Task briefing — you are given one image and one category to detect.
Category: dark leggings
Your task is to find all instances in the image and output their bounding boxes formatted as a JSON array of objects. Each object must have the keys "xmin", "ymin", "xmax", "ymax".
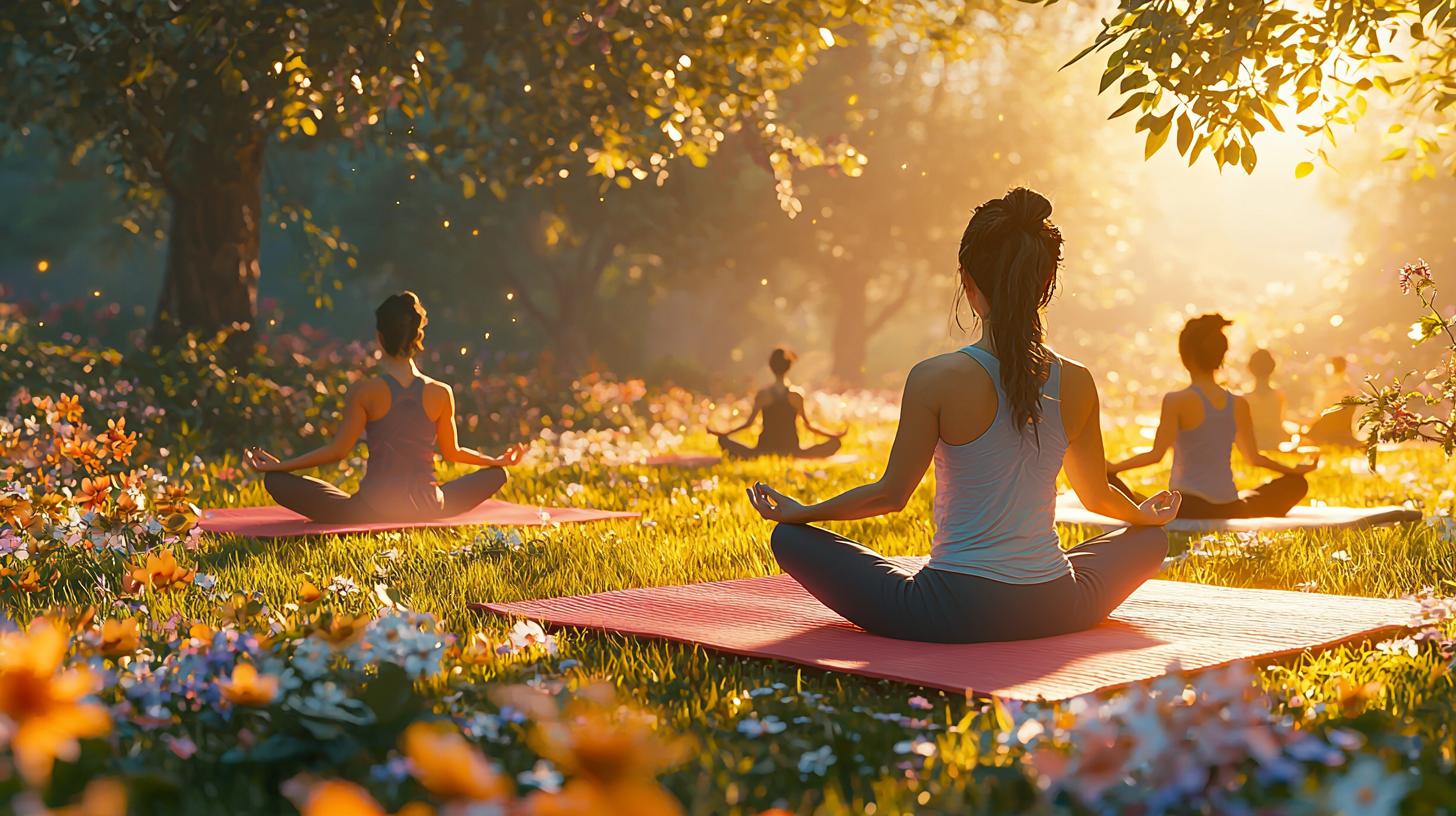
[
  {"xmin": 262, "ymin": 468, "xmax": 507, "ymax": 524},
  {"xmin": 719, "ymin": 436, "xmax": 842, "ymax": 460},
  {"xmin": 1108, "ymin": 473, "xmax": 1308, "ymax": 519},
  {"xmin": 770, "ymin": 524, "xmax": 1168, "ymax": 643}
]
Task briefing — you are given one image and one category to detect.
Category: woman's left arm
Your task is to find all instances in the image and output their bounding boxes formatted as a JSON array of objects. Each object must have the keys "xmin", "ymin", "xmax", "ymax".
[
  {"xmin": 748, "ymin": 362, "xmax": 939, "ymax": 523},
  {"xmin": 1234, "ymin": 397, "xmax": 1318, "ymax": 475},
  {"xmin": 248, "ymin": 383, "xmax": 369, "ymax": 472},
  {"xmin": 793, "ymin": 392, "xmax": 846, "ymax": 439},
  {"xmin": 434, "ymin": 384, "xmax": 527, "ymax": 468}
]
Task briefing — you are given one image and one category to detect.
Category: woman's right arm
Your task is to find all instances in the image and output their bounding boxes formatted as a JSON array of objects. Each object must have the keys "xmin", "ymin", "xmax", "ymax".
[
  {"xmin": 1062, "ymin": 365, "xmax": 1179, "ymax": 525},
  {"xmin": 712, "ymin": 392, "xmax": 764, "ymax": 436},
  {"xmin": 1106, "ymin": 393, "xmax": 1177, "ymax": 474},
  {"xmin": 247, "ymin": 383, "xmax": 370, "ymax": 472}
]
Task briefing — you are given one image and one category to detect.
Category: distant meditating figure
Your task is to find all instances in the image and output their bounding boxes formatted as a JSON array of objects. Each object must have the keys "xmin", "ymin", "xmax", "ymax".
[
  {"xmin": 744, "ymin": 188, "xmax": 1177, "ymax": 645},
  {"xmin": 711, "ymin": 347, "xmax": 847, "ymax": 459},
  {"xmin": 1245, "ymin": 348, "xmax": 1288, "ymax": 451},
  {"xmin": 1304, "ymin": 354, "xmax": 1362, "ymax": 447},
  {"xmin": 1107, "ymin": 314, "xmax": 1319, "ymax": 520},
  {"xmin": 243, "ymin": 291, "xmax": 526, "ymax": 522}
]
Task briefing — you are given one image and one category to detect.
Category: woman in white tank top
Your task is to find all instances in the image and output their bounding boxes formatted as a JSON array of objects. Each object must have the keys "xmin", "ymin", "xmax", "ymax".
[{"xmin": 743, "ymin": 188, "xmax": 1179, "ymax": 644}]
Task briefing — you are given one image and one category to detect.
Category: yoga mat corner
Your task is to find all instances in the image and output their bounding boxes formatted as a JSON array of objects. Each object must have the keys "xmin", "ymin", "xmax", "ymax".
[
  {"xmin": 199, "ymin": 500, "xmax": 639, "ymax": 539},
  {"xmin": 473, "ymin": 556, "xmax": 1416, "ymax": 701}
]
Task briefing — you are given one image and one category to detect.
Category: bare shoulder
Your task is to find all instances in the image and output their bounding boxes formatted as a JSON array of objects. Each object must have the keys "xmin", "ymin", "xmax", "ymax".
[
  {"xmin": 1055, "ymin": 355, "xmax": 1095, "ymax": 391},
  {"xmin": 907, "ymin": 351, "xmax": 989, "ymax": 398}
]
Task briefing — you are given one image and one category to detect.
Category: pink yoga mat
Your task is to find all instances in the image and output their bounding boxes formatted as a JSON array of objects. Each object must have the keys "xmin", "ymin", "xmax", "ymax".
[
  {"xmin": 200, "ymin": 501, "xmax": 639, "ymax": 539},
  {"xmin": 638, "ymin": 453, "xmax": 863, "ymax": 468},
  {"xmin": 1055, "ymin": 494, "xmax": 1421, "ymax": 533},
  {"xmin": 476, "ymin": 556, "xmax": 1414, "ymax": 701}
]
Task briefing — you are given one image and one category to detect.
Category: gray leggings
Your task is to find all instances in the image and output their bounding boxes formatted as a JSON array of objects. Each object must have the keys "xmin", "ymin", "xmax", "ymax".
[
  {"xmin": 771, "ymin": 524, "xmax": 1168, "ymax": 643},
  {"xmin": 263, "ymin": 468, "xmax": 507, "ymax": 524}
]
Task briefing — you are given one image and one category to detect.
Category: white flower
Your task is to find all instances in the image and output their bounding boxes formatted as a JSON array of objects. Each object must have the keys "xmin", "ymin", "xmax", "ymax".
[
  {"xmin": 1330, "ymin": 550, "xmax": 1352, "ymax": 562},
  {"xmin": 1375, "ymin": 637, "xmax": 1420, "ymax": 658},
  {"xmin": 327, "ymin": 575, "xmax": 360, "ymax": 596},
  {"xmin": 894, "ymin": 736, "xmax": 937, "ymax": 758},
  {"xmin": 517, "ymin": 760, "xmax": 564, "ymax": 792},
  {"xmin": 797, "ymin": 745, "xmax": 836, "ymax": 776},
  {"xmin": 737, "ymin": 715, "xmax": 787, "ymax": 738},
  {"xmin": 1320, "ymin": 756, "xmax": 1410, "ymax": 816},
  {"xmin": 507, "ymin": 620, "xmax": 558, "ymax": 656}
]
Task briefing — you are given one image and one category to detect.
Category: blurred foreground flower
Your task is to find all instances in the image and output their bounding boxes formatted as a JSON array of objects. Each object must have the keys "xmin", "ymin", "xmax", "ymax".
[
  {"xmin": 0, "ymin": 618, "xmax": 109, "ymax": 785},
  {"xmin": 219, "ymin": 663, "xmax": 280, "ymax": 707}
]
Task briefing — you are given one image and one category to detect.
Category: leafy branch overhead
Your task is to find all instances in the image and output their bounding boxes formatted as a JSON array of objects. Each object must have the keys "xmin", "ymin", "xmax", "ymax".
[{"xmin": 1039, "ymin": 0, "xmax": 1456, "ymax": 177}]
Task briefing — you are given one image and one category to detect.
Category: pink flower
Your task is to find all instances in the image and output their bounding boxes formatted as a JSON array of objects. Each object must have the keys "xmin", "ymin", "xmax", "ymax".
[
  {"xmin": 908, "ymin": 695, "xmax": 933, "ymax": 711},
  {"xmin": 1399, "ymin": 259, "xmax": 1433, "ymax": 294}
]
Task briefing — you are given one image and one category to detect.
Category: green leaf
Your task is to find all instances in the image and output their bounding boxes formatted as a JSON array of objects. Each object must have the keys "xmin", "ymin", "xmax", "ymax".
[
  {"xmin": 1145, "ymin": 124, "xmax": 1170, "ymax": 159},
  {"xmin": 1108, "ymin": 93, "xmax": 1146, "ymax": 119}
]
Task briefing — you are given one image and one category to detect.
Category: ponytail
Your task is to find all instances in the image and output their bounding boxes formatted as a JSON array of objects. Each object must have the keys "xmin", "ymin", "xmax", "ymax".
[{"xmin": 957, "ymin": 187, "xmax": 1063, "ymax": 436}]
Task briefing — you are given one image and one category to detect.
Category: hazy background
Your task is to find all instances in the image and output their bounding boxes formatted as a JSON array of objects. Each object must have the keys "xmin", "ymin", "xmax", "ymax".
[{"xmin": 3, "ymin": 9, "xmax": 1451, "ymax": 421}]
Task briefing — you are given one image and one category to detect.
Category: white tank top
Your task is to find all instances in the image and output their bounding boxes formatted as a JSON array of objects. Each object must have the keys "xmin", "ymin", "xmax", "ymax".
[{"xmin": 928, "ymin": 345, "xmax": 1071, "ymax": 584}]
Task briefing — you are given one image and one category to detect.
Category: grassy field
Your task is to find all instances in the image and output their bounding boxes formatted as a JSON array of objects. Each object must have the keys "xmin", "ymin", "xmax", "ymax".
[
  {"xmin": 7, "ymin": 352, "xmax": 1456, "ymax": 814},
  {"xmin": 169, "ymin": 427, "xmax": 1456, "ymax": 814}
]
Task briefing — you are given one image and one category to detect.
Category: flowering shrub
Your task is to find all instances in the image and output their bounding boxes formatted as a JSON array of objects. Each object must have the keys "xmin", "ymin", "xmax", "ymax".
[
  {"xmin": 1347, "ymin": 260, "xmax": 1456, "ymax": 463},
  {"xmin": 0, "ymin": 394, "xmax": 202, "ymax": 601}
]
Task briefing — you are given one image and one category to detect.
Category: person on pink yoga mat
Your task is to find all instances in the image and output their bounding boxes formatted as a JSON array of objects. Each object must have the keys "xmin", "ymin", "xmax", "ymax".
[
  {"xmin": 745, "ymin": 187, "xmax": 1180, "ymax": 644},
  {"xmin": 710, "ymin": 347, "xmax": 849, "ymax": 460},
  {"xmin": 242, "ymin": 291, "xmax": 527, "ymax": 523},
  {"xmin": 1106, "ymin": 314, "xmax": 1320, "ymax": 520}
]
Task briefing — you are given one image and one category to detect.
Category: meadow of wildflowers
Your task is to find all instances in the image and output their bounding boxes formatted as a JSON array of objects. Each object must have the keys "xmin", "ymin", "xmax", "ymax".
[{"xmin": 2, "ymin": 302, "xmax": 1456, "ymax": 814}]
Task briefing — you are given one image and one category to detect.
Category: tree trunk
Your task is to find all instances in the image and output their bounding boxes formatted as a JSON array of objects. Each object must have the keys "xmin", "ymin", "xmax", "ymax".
[
  {"xmin": 152, "ymin": 138, "xmax": 264, "ymax": 344},
  {"xmin": 830, "ymin": 272, "xmax": 869, "ymax": 386}
]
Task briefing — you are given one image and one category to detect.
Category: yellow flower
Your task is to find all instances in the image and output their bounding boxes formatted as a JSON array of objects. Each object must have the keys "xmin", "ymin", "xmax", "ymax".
[
  {"xmin": 299, "ymin": 580, "xmax": 323, "ymax": 603},
  {"xmin": 0, "ymin": 619, "xmax": 110, "ymax": 785},
  {"xmin": 402, "ymin": 721, "xmax": 512, "ymax": 802},
  {"xmin": 98, "ymin": 618, "xmax": 140, "ymax": 657},
  {"xmin": 125, "ymin": 550, "xmax": 195, "ymax": 593},
  {"xmin": 219, "ymin": 663, "xmax": 280, "ymax": 707}
]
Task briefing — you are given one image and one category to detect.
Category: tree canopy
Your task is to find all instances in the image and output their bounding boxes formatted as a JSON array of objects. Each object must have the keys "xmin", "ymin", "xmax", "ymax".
[{"xmin": 1051, "ymin": 0, "xmax": 1456, "ymax": 177}]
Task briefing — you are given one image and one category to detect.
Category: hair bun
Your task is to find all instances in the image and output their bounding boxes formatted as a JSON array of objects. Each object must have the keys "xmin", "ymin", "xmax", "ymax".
[{"xmin": 1002, "ymin": 187, "xmax": 1053, "ymax": 230}]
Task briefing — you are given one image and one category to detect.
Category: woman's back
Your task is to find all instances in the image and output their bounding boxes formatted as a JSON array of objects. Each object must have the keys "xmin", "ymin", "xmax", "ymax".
[
  {"xmin": 929, "ymin": 345, "xmax": 1069, "ymax": 583},
  {"xmin": 1169, "ymin": 386, "xmax": 1238, "ymax": 503},
  {"xmin": 1245, "ymin": 385, "xmax": 1285, "ymax": 451},
  {"xmin": 757, "ymin": 385, "xmax": 801, "ymax": 454},
  {"xmin": 358, "ymin": 376, "xmax": 443, "ymax": 515}
]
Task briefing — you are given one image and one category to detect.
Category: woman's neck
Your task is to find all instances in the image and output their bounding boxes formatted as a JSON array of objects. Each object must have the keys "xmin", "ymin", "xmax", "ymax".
[
  {"xmin": 380, "ymin": 355, "xmax": 419, "ymax": 380},
  {"xmin": 773, "ymin": 374, "xmax": 789, "ymax": 387},
  {"xmin": 1189, "ymin": 370, "xmax": 1220, "ymax": 389}
]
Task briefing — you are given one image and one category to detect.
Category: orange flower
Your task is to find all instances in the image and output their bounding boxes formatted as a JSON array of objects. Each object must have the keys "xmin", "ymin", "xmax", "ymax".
[
  {"xmin": 300, "ymin": 780, "xmax": 388, "ymax": 816},
  {"xmin": 125, "ymin": 550, "xmax": 195, "ymax": 593},
  {"xmin": 188, "ymin": 623, "xmax": 215, "ymax": 643},
  {"xmin": 316, "ymin": 613, "xmax": 371, "ymax": 647},
  {"xmin": 0, "ymin": 619, "xmax": 111, "ymax": 785},
  {"xmin": 12, "ymin": 568, "xmax": 43, "ymax": 593},
  {"xmin": 76, "ymin": 476, "xmax": 113, "ymax": 514},
  {"xmin": 62, "ymin": 438, "xmax": 106, "ymax": 475},
  {"xmin": 458, "ymin": 632, "xmax": 497, "ymax": 666},
  {"xmin": 521, "ymin": 779, "xmax": 683, "ymax": 816},
  {"xmin": 402, "ymin": 721, "xmax": 512, "ymax": 802},
  {"xmin": 219, "ymin": 662, "xmax": 280, "ymax": 707},
  {"xmin": 101, "ymin": 418, "xmax": 137, "ymax": 462},
  {"xmin": 532, "ymin": 703, "xmax": 687, "ymax": 787},
  {"xmin": 98, "ymin": 618, "xmax": 140, "ymax": 657},
  {"xmin": 299, "ymin": 580, "xmax": 323, "ymax": 603},
  {"xmin": 54, "ymin": 395, "xmax": 85, "ymax": 425},
  {"xmin": 52, "ymin": 777, "xmax": 127, "ymax": 816}
]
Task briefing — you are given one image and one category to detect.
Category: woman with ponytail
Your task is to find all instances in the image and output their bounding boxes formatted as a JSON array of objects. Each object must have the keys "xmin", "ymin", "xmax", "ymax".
[
  {"xmin": 1107, "ymin": 314, "xmax": 1318, "ymax": 519},
  {"xmin": 745, "ymin": 189, "xmax": 1177, "ymax": 644},
  {"xmin": 243, "ymin": 291, "xmax": 527, "ymax": 522}
]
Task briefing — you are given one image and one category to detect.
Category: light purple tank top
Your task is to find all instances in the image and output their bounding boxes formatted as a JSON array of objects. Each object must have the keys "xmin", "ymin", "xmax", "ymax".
[
  {"xmin": 356, "ymin": 377, "xmax": 443, "ymax": 516},
  {"xmin": 928, "ymin": 346, "xmax": 1071, "ymax": 584},
  {"xmin": 1169, "ymin": 387, "xmax": 1239, "ymax": 503}
]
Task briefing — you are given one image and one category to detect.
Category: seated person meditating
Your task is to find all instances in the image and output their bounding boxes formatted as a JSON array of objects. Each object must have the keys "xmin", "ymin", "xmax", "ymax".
[
  {"xmin": 1245, "ymin": 348, "xmax": 1288, "ymax": 452},
  {"xmin": 744, "ymin": 188, "xmax": 1178, "ymax": 644},
  {"xmin": 711, "ymin": 347, "xmax": 847, "ymax": 459},
  {"xmin": 243, "ymin": 291, "xmax": 526, "ymax": 522},
  {"xmin": 1107, "ymin": 314, "xmax": 1318, "ymax": 520}
]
